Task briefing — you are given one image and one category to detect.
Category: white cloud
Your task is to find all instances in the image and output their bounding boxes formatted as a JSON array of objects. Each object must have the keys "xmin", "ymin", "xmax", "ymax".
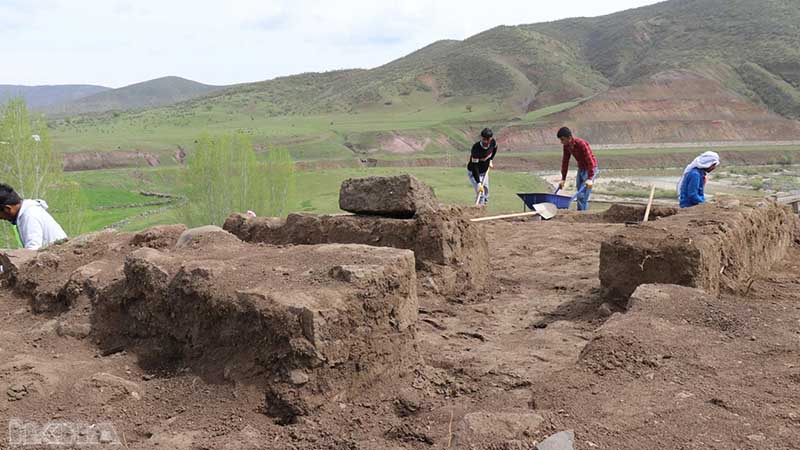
[{"xmin": 0, "ymin": 0, "xmax": 663, "ymax": 87}]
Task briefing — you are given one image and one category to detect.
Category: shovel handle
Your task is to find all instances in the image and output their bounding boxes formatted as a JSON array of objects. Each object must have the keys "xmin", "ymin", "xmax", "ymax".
[
  {"xmin": 474, "ymin": 166, "xmax": 491, "ymax": 205},
  {"xmin": 471, "ymin": 211, "xmax": 541, "ymax": 222},
  {"xmin": 570, "ymin": 184, "xmax": 586, "ymax": 202}
]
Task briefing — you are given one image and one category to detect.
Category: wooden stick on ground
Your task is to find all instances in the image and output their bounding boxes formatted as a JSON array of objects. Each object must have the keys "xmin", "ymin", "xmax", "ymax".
[
  {"xmin": 643, "ymin": 185, "xmax": 656, "ymax": 222},
  {"xmin": 471, "ymin": 211, "xmax": 542, "ymax": 222}
]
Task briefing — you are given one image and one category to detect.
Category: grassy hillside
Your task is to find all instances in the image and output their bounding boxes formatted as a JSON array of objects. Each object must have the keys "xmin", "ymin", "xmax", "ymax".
[
  {"xmin": 46, "ymin": 0, "xmax": 800, "ymax": 160},
  {"xmin": 0, "ymin": 84, "xmax": 110, "ymax": 108},
  {"xmin": 45, "ymin": 76, "xmax": 224, "ymax": 116},
  {"xmin": 151, "ymin": 0, "xmax": 800, "ymax": 119},
  {"xmin": 534, "ymin": 0, "xmax": 800, "ymax": 116}
]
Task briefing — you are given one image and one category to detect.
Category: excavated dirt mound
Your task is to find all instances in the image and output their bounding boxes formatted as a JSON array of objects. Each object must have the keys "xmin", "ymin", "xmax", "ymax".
[
  {"xmin": 559, "ymin": 204, "xmax": 679, "ymax": 224},
  {"xmin": 2, "ymin": 211, "xmax": 799, "ymax": 449},
  {"xmin": 3, "ymin": 226, "xmax": 420, "ymax": 424},
  {"xmin": 7, "ymin": 226, "xmax": 186, "ymax": 314},
  {"xmin": 534, "ymin": 279, "xmax": 800, "ymax": 448},
  {"xmin": 224, "ymin": 205, "xmax": 488, "ymax": 296},
  {"xmin": 600, "ymin": 201, "xmax": 797, "ymax": 299},
  {"xmin": 96, "ymin": 241, "xmax": 418, "ymax": 423}
]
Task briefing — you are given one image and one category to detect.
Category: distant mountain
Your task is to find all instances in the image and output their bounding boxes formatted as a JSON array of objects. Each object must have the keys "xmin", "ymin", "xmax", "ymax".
[
  {"xmin": 0, "ymin": 84, "xmax": 111, "ymax": 109},
  {"xmin": 45, "ymin": 76, "xmax": 225, "ymax": 116},
  {"xmin": 176, "ymin": 0, "xmax": 800, "ymax": 120}
]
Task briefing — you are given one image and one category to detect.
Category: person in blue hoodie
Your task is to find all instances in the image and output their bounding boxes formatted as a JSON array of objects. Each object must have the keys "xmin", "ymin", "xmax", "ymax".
[{"xmin": 677, "ymin": 151, "xmax": 720, "ymax": 208}]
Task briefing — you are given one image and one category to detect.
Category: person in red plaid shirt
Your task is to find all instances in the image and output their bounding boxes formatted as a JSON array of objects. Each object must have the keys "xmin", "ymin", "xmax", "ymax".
[{"xmin": 557, "ymin": 127, "xmax": 598, "ymax": 211}]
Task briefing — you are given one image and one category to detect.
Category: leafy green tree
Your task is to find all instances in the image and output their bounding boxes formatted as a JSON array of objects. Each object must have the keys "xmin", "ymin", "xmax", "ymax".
[
  {"xmin": 180, "ymin": 134, "xmax": 297, "ymax": 226},
  {"xmin": 0, "ymin": 98, "xmax": 87, "ymax": 247},
  {"xmin": 263, "ymin": 147, "xmax": 296, "ymax": 217},
  {"xmin": 0, "ymin": 98, "xmax": 60, "ymax": 200}
]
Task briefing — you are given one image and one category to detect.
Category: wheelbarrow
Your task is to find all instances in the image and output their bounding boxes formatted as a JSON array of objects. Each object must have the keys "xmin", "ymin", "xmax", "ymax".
[{"xmin": 517, "ymin": 185, "xmax": 587, "ymax": 212}]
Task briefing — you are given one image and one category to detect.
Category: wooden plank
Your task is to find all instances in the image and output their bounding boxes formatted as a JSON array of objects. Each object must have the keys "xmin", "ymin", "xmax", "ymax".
[{"xmin": 643, "ymin": 185, "xmax": 656, "ymax": 223}]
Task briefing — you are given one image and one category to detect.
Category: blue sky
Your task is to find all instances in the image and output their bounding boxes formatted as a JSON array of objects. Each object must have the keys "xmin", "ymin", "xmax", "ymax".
[{"xmin": 0, "ymin": 0, "xmax": 663, "ymax": 88}]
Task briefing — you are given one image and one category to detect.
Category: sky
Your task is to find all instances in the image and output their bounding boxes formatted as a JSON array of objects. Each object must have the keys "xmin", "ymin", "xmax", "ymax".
[{"xmin": 0, "ymin": 0, "xmax": 663, "ymax": 88}]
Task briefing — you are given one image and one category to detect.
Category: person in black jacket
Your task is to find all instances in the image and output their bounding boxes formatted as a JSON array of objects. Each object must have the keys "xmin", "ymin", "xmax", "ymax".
[{"xmin": 468, "ymin": 128, "xmax": 497, "ymax": 206}]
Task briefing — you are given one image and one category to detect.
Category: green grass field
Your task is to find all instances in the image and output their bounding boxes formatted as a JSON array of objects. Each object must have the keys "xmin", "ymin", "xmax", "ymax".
[
  {"xmin": 42, "ymin": 148, "xmax": 795, "ymax": 237},
  {"xmin": 54, "ymin": 166, "xmax": 549, "ymax": 234}
]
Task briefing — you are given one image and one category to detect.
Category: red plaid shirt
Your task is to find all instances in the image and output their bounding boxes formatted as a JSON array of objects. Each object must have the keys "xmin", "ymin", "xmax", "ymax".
[{"xmin": 561, "ymin": 137, "xmax": 597, "ymax": 179}]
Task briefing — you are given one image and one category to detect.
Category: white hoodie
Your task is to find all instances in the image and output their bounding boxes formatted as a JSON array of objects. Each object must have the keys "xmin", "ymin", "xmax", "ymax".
[{"xmin": 15, "ymin": 199, "xmax": 67, "ymax": 250}]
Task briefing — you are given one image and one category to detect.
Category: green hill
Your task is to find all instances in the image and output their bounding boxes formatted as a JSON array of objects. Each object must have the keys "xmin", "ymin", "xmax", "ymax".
[
  {"xmin": 534, "ymin": 0, "xmax": 800, "ymax": 118},
  {"xmin": 179, "ymin": 0, "xmax": 800, "ymax": 118},
  {"xmin": 49, "ymin": 0, "xmax": 800, "ymax": 156},
  {"xmin": 45, "ymin": 76, "xmax": 224, "ymax": 116}
]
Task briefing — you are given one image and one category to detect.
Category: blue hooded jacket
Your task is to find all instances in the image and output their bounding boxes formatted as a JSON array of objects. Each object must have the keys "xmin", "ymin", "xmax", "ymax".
[{"xmin": 679, "ymin": 168, "xmax": 705, "ymax": 208}]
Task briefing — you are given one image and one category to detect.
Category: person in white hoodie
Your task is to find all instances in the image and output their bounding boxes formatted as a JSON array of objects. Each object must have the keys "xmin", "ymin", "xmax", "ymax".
[{"xmin": 0, "ymin": 183, "xmax": 67, "ymax": 250}]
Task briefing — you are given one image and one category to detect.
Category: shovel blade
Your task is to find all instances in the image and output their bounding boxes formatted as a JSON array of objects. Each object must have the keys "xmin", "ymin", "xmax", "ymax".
[{"xmin": 533, "ymin": 202, "xmax": 557, "ymax": 220}]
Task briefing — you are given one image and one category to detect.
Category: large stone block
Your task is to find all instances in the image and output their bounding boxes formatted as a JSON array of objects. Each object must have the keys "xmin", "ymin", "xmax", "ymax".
[{"xmin": 338, "ymin": 174, "xmax": 437, "ymax": 218}]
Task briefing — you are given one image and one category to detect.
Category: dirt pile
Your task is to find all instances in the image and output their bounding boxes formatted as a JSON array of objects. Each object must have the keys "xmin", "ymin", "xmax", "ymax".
[
  {"xmin": 339, "ymin": 174, "xmax": 438, "ymax": 218},
  {"xmin": 5, "ymin": 227, "xmax": 186, "ymax": 314},
  {"xmin": 3, "ymin": 226, "xmax": 420, "ymax": 424},
  {"xmin": 2, "ymin": 211, "xmax": 799, "ymax": 448},
  {"xmin": 226, "ymin": 176, "xmax": 487, "ymax": 296},
  {"xmin": 225, "ymin": 205, "xmax": 488, "ymax": 296},
  {"xmin": 534, "ymin": 280, "xmax": 800, "ymax": 448},
  {"xmin": 600, "ymin": 200, "xmax": 797, "ymax": 298},
  {"xmin": 559, "ymin": 204, "xmax": 679, "ymax": 224}
]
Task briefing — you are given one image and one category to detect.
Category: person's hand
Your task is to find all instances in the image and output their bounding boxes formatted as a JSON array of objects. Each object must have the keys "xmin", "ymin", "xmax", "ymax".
[
  {"xmin": 478, "ymin": 184, "xmax": 485, "ymax": 193},
  {"xmin": 585, "ymin": 179, "xmax": 594, "ymax": 189},
  {"xmin": 558, "ymin": 179, "xmax": 566, "ymax": 190},
  {"xmin": 489, "ymin": 160, "xmax": 494, "ymax": 169}
]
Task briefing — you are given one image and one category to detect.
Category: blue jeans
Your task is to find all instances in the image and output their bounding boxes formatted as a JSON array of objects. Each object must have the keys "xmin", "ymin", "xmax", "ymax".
[{"xmin": 575, "ymin": 167, "xmax": 598, "ymax": 211}]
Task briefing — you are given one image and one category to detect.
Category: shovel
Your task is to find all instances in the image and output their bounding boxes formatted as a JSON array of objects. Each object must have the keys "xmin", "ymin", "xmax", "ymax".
[
  {"xmin": 471, "ymin": 202, "xmax": 558, "ymax": 222},
  {"xmin": 474, "ymin": 166, "xmax": 492, "ymax": 206}
]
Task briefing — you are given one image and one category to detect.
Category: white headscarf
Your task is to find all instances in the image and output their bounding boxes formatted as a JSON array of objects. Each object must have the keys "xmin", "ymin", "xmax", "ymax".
[{"xmin": 676, "ymin": 151, "xmax": 720, "ymax": 197}]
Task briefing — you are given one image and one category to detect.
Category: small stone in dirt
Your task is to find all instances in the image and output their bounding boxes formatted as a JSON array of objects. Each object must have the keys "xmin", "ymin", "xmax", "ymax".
[
  {"xmin": 536, "ymin": 430, "xmax": 574, "ymax": 450},
  {"xmin": 56, "ymin": 320, "xmax": 92, "ymax": 339},
  {"xmin": 175, "ymin": 225, "xmax": 238, "ymax": 249},
  {"xmin": 598, "ymin": 303, "xmax": 614, "ymax": 317},
  {"xmin": 7, "ymin": 384, "xmax": 28, "ymax": 401},
  {"xmin": 394, "ymin": 392, "xmax": 425, "ymax": 417},
  {"xmin": 747, "ymin": 433, "xmax": 766, "ymax": 442},
  {"xmin": 89, "ymin": 372, "xmax": 143, "ymax": 401},
  {"xmin": 385, "ymin": 423, "xmax": 434, "ymax": 445},
  {"xmin": 288, "ymin": 369, "xmax": 309, "ymax": 386},
  {"xmin": 457, "ymin": 411, "xmax": 544, "ymax": 442}
]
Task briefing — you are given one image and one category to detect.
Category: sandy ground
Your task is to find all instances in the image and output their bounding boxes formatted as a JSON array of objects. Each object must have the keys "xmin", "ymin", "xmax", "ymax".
[{"xmin": 1, "ymin": 218, "xmax": 799, "ymax": 449}]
